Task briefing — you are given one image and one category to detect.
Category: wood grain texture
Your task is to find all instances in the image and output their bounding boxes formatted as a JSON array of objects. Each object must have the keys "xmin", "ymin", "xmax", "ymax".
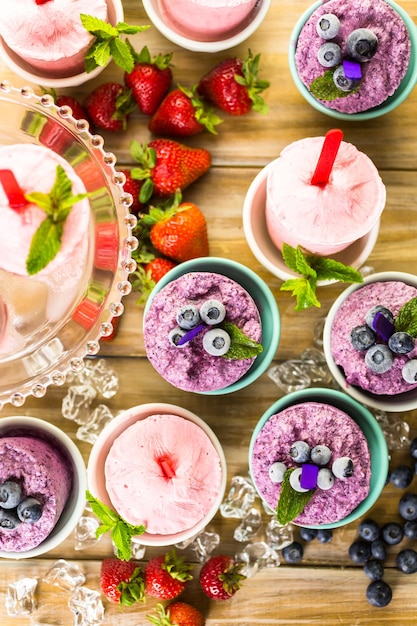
[{"xmin": 1, "ymin": 0, "xmax": 417, "ymax": 623}]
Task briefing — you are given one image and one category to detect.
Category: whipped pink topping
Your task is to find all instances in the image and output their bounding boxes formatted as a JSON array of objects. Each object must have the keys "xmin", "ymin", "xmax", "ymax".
[
  {"xmin": 159, "ymin": 0, "xmax": 259, "ymax": 41},
  {"xmin": 0, "ymin": 0, "xmax": 108, "ymax": 76},
  {"xmin": 104, "ymin": 414, "xmax": 223, "ymax": 535},
  {"xmin": 265, "ymin": 137, "xmax": 386, "ymax": 255}
]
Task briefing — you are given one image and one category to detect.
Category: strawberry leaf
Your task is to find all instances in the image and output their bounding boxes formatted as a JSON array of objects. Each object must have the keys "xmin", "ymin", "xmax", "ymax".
[
  {"xmin": 220, "ymin": 320, "xmax": 263, "ymax": 360},
  {"xmin": 276, "ymin": 468, "xmax": 315, "ymax": 525}
]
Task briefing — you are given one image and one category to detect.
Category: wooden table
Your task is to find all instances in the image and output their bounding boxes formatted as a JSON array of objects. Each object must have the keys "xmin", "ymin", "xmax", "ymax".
[{"xmin": 1, "ymin": 0, "xmax": 417, "ymax": 623}]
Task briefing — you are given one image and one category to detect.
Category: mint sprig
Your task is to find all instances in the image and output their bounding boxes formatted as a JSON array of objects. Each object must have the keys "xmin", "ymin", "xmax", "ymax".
[
  {"xmin": 310, "ymin": 68, "xmax": 360, "ymax": 101},
  {"xmin": 25, "ymin": 165, "xmax": 90, "ymax": 275},
  {"xmin": 280, "ymin": 243, "xmax": 363, "ymax": 310},
  {"xmin": 86, "ymin": 490, "xmax": 146, "ymax": 561},
  {"xmin": 395, "ymin": 297, "xmax": 417, "ymax": 337},
  {"xmin": 80, "ymin": 15, "xmax": 150, "ymax": 73},
  {"xmin": 220, "ymin": 320, "xmax": 263, "ymax": 360},
  {"xmin": 276, "ymin": 468, "xmax": 315, "ymax": 525}
]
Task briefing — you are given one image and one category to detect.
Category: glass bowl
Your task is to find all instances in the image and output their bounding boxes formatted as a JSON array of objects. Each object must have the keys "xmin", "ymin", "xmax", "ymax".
[{"xmin": 0, "ymin": 82, "xmax": 137, "ymax": 409}]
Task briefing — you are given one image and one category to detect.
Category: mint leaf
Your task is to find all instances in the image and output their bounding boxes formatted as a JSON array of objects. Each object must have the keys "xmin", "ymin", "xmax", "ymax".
[
  {"xmin": 310, "ymin": 68, "xmax": 359, "ymax": 101},
  {"xmin": 25, "ymin": 165, "xmax": 90, "ymax": 275},
  {"xmin": 276, "ymin": 468, "xmax": 315, "ymax": 525},
  {"xmin": 220, "ymin": 320, "xmax": 263, "ymax": 360},
  {"xmin": 81, "ymin": 14, "xmax": 149, "ymax": 72},
  {"xmin": 280, "ymin": 243, "xmax": 363, "ymax": 310},
  {"xmin": 86, "ymin": 490, "xmax": 146, "ymax": 561},
  {"xmin": 395, "ymin": 297, "xmax": 417, "ymax": 337}
]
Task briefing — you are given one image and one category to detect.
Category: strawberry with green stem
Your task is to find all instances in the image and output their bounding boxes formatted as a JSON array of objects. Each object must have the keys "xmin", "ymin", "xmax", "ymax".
[
  {"xmin": 130, "ymin": 248, "xmax": 177, "ymax": 304},
  {"xmin": 124, "ymin": 44, "xmax": 174, "ymax": 115},
  {"xmin": 197, "ymin": 50, "xmax": 269, "ymax": 116},
  {"xmin": 80, "ymin": 14, "xmax": 149, "ymax": 74},
  {"xmin": 144, "ymin": 549, "xmax": 194, "ymax": 600},
  {"xmin": 100, "ymin": 557, "xmax": 145, "ymax": 606},
  {"xmin": 199, "ymin": 554, "xmax": 246, "ymax": 600},
  {"xmin": 281, "ymin": 243, "xmax": 363, "ymax": 310},
  {"xmin": 86, "ymin": 490, "xmax": 145, "ymax": 561},
  {"xmin": 128, "ymin": 139, "xmax": 211, "ymax": 204},
  {"xmin": 149, "ymin": 85, "xmax": 222, "ymax": 137},
  {"xmin": 84, "ymin": 82, "xmax": 137, "ymax": 132},
  {"xmin": 147, "ymin": 601, "xmax": 205, "ymax": 626}
]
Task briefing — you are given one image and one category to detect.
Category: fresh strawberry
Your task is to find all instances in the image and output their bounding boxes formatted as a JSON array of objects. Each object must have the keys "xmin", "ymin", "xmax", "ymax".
[
  {"xmin": 142, "ymin": 192, "xmax": 209, "ymax": 263},
  {"xmin": 148, "ymin": 85, "xmax": 222, "ymax": 137},
  {"xmin": 100, "ymin": 557, "xmax": 145, "ymax": 606},
  {"xmin": 124, "ymin": 44, "xmax": 173, "ymax": 115},
  {"xmin": 130, "ymin": 248, "xmax": 177, "ymax": 304},
  {"xmin": 144, "ymin": 549, "xmax": 193, "ymax": 600},
  {"xmin": 197, "ymin": 50, "xmax": 269, "ymax": 116},
  {"xmin": 147, "ymin": 601, "xmax": 205, "ymax": 626},
  {"xmin": 145, "ymin": 257, "xmax": 177, "ymax": 283},
  {"xmin": 120, "ymin": 168, "xmax": 144, "ymax": 215},
  {"xmin": 129, "ymin": 139, "xmax": 211, "ymax": 204},
  {"xmin": 84, "ymin": 82, "xmax": 137, "ymax": 132},
  {"xmin": 199, "ymin": 554, "xmax": 246, "ymax": 600}
]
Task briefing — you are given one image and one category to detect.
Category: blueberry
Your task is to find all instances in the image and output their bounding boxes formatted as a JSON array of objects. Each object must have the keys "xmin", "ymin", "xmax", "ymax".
[
  {"xmin": 390, "ymin": 465, "xmax": 413, "ymax": 489},
  {"xmin": 350, "ymin": 325, "xmax": 376, "ymax": 351},
  {"xmin": 299, "ymin": 527, "xmax": 318, "ymax": 542},
  {"xmin": 316, "ymin": 468, "xmax": 334, "ymax": 490},
  {"xmin": 363, "ymin": 559, "xmax": 384, "ymax": 581},
  {"xmin": 282, "ymin": 541, "xmax": 304, "ymax": 564},
  {"xmin": 168, "ymin": 327, "xmax": 187, "ymax": 347},
  {"xmin": 365, "ymin": 305, "xmax": 394, "ymax": 329},
  {"xmin": 404, "ymin": 520, "xmax": 417, "ymax": 540},
  {"xmin": 269, "ymin": 461, "xmax": 287, "ymax": 483},
  {"xmin": 398, "ymin": 493, "xmax": 417, "ymax": 520},
  {"xmin": 402, "ymin": 359, "xmax": 417, "ymax": 384},
  {"xmin": 0, "ymin": 479, "xmax": 22, "ymax": 509},
  {"xmin": 317, "ymin": 43, "xmax": 341, "ymax": 67},
  {"xmin": 349, "ymin": 540, "xmax": 371, "ymax": 564},
  {"xmin": 371, "ymin": 539, "xmax": 387, "ymax": 561},
  {"xmin": 289, "ymin": 440, "xmax": 310, "ymax": 463},
  {"xmin": 358, "ymin": 518, "xmax": 380, "ymax": 542},
  {"xmin": 366, "ymin": 580, "xmax": 392, "ymax": 607},
  {"xmin": 289, "ymin": 467, "xmax": 309, "ymax": 493},
  {"xmin": 316, "ymin": 13, "xmax": 340, "ymax": 39},
  {"xmin": 365, "ymin": 344, "xmax": 394, "ymax": 374},
  {"xmin": 202, "ymin": 328, "xmax": 231, "ymax": 356},
  {"xmin": 332, "ymin": 457, "xmax": 354, "ymax": 479},
  {"xmin": 410, "ymin": 437, "xmax": 417, "ymax": 459},
  {"xmin": 0, "ymin": 508, "xmax": 21, "ymax": 530},
  {"xmin": 199, "ymin": 299, "xmax": 226, "ymax": 325},
  {"xmin": 381, "ymin": 521, "xmax": 404, "ymax": 545},
  {"xmin": 317, "ymin": 529, "xmax": 333, "ymax": 544},
  {"xmin": 17, "ymin": 497, "xmax": 43, "ymax": 523},
  {"xmin": 176, "ymin": 305, "xmax": 201, "ymax": 330},
  {"xmin": 310, "ymin": 445, "xmax": 332, "ymax": 466},
  {"xmin": 396, "ymin": 548, "xmax": 417, "ymax": 574},
  {"xmin": 346, "ymin": 28, "xmax": 378, "ymax": 62},
  {"xmin": 333, "ymin": 66, "xmax": 359, "ymax": 92},
  {"xmin": 388, "ymin": 331, "xmax": 415, "ymax": 354}
]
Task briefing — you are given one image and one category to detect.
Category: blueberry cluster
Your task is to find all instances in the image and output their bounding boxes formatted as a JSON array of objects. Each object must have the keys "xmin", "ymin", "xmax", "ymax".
[
  {"xmin": 350, "ymin": 305, "xmax": 417, "ymax": 381},
  {"xmin": 316, "ymin": 14, "xmax": 378, "ymax": 93},
  {"xmin": 0, "ymin": 478, "xmax": 43, "ymax": 530},
  {"xmin": 347, "ymin": 436, "xmax": 417, "ymax": 607},
  {"xmin": 169, "ymin": 299, "xmax": 231, "ymax": 356}
]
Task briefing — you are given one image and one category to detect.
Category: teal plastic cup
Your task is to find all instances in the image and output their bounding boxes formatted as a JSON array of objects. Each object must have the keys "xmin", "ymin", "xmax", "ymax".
[
  {"xmin": 288, "ymin": 0, "xmax": 417, "ymax": 121},
  {"xmin": 248, "ymin": 387, "xmax": 389, "ymax": 529},
  {"xmin": 143, "ymin": 257, "xmax": 280, "ymax": 395}
]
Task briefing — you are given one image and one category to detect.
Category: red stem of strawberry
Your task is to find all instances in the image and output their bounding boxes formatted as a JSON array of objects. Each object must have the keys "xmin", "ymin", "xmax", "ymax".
[{"xmin": 0, "ymin": 170, "xmax": 28, "ymax": 211}]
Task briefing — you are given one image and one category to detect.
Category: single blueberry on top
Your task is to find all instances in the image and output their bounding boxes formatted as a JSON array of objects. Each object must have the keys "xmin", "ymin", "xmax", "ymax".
[
  {"xmin": 381, "ymin": 522, "xmax": 404, "ymax": 546},
  {"xmin": 366, "ymin": 580, "xmax": 392, "ymax": 607},
  {"xmin": 346, "ymin": 28, "xmax": 378, "ymax": 62},
  {"xmin": 310, "ymin": 445, "xmax": 332, "ymax": 466},
  {"xmin": 388, "ymin": 331, "xmax": 415, "ymax": 355},
  {"xmin": 398, "ymin": 493, "xmax": 417, "ymax": 520},
  {"xmin": 202, "ymin": 328, "xmax": 231, "ymax": 356},
  {"xmin": 332, "ymin": 66, "xmax": 359, "ymax": 92},
  {"xmin": 363, "ymin": 559, "xmax": 384, "ymax": 581},
  {"xmin": 365, "ymin": 344, "xmax": 394, "ymax": 374},
  {"xmin": 289, "ymin": 440, "xmax": 310, "ymax": 463},
  {"xmin": 199, "ymin": 299, "xmax": 226, "ymax": 325},
  {"xmin": 17, "ymin": 497, "xmax": 43, "ymax": 523},
  {"xmin": 350, "ymin": 325, "xmax": 376, "ymax": 351},
  {"xmin": 389, "ymin": 465, "xmax": 413, "ymax": 489},
  {"xmin": 358, "ymin": 518, "xmax": 380, "ymax": 542},
  {"xmin": 0, "ymin": 479, "xmax": 22, "ymax": 509},
  {"xmin": 176, "ymin": 305, "xmax": 201, "ymax": 330},
  {"xmin": 396, "ymin": 549, "xmax": 417, "ymax": 574},
  {"xmin": 317, "ymin": 43, "xmax": 342, "ymax": 68},
  {"xmin": 348, "ymin": 539, "xmax": 371, "ymax": 564},
  {"xmin": 0, "ymin": 508, "xmax": 21, "ymax": 530},
  {"xmin": 316, "ymin": 13, "xmax": 340, "ymax": 39}
]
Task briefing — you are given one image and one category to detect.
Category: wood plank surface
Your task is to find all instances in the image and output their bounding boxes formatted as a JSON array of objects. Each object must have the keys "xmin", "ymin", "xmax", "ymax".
[{"xmin": 1, "ymin": 0, "xmax": 417, "ymax": 624}]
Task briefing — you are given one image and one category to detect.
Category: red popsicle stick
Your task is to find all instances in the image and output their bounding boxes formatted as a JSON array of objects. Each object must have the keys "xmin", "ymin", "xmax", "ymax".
[
  {"xmin": 310, "ymin": 129, "xmax": 344, "ymax": 185},
  {"xmin": 0, "ymin": 170, "xmax": 28, "ymax": 210}
]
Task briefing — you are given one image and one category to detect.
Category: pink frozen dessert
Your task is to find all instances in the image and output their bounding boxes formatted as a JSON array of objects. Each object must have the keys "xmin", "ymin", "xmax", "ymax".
[
  {"xmin": 0, "ymin": 143, "xmax": 90, "ymax": 358},
  {"xmin": 158, "ymin": 0, "xmax": 260, "ymax": 41},
  {"xmin": 265, "ymin": 136, "xmax": 386, "ymax": 256},
  {"xmin": 294, "ymin": 0, "xmax": 412, "ymax": 114},
  {"xmin": 0, "ymin": 0, "xmax": 108, "ymax": 78},
  {"xmin": 143, "ymin": 271, "xmax": 263, "ymax": 392},
  {"xmin": 250, "ymin": 402, "xmax": 371, "ymax": 525},
  {"xmin": 104, "ymin": 413, "xmax": 223, "ymax": 535},
  {"xmin": 329, "ymin": 280, "xmax": 417, "ymax": 396},
  {"xmin": 0, "ymin": 435, "xmax": 73, "ymax": 552}
]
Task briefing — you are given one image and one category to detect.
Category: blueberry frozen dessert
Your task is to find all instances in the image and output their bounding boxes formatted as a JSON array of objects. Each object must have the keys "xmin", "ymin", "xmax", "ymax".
[
  {"xmin": 294, "ymin": 0, "xmax": 412, "ymax": 114},
  {"xmin": 329, "ymin": 280, "xmax": 417, "ymax": 395},
  {"xmin": 143, "ymin": 271, "xmax": 263, "ymax": 392}
]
